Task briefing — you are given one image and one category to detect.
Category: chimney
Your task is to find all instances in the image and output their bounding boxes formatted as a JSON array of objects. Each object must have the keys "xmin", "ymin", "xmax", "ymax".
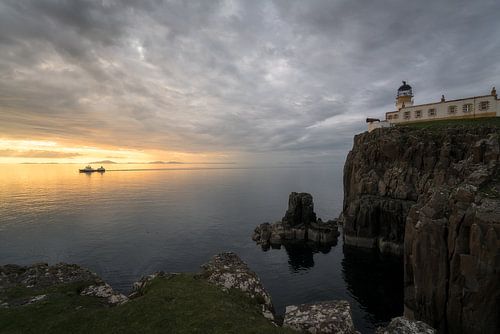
[{"xmin": 492, "ymin": 86, "xmax": 497, "ymax": 98}]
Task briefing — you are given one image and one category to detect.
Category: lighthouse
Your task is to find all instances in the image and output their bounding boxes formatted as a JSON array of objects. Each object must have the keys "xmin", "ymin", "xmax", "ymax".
[{"xmin": 396, "ymin": 81, "xmax": 414, "ymax": 110}]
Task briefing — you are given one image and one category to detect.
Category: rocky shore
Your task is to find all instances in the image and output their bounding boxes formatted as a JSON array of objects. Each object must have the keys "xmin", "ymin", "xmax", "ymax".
[
  {"xmin": 0, "ymin": 254, "xmax": 432, "ymax": 333},
  {"xmin": 341, "ymin": 125, "xmax": 500, "ymax": 333}
]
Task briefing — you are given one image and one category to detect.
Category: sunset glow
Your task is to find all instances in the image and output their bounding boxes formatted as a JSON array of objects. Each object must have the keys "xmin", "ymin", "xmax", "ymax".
[{"xmin": 0, "ymin": 138, "xmax": 222, "ymax": 164}]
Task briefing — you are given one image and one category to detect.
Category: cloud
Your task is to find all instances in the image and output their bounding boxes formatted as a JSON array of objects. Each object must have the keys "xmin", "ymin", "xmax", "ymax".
[
  {"xmin": 0, "ymin": 149, "xmax": 81, "ymax": 158},
  {"xmin": 0, "ymin": 0, "xmax": 499, "ymax": 163}
]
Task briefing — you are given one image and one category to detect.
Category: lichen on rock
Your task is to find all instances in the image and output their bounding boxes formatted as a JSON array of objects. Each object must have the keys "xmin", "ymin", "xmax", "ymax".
[
  {"xmin": 283, "ymin": 300, "xmax": 356, "ymax": 334},
  {"xmin": 200, "ymin": 252, "xmax": 275, "ymax": 321},
  {"xmin": 376, "ymin": 316, "xmax": 435, "ymax": 334}
]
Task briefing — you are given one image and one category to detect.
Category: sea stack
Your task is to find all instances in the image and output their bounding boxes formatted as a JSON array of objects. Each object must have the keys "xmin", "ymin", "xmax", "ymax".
[{"xmin": 252, "ymin": 192, "xmax": 340, "ymax": 248}]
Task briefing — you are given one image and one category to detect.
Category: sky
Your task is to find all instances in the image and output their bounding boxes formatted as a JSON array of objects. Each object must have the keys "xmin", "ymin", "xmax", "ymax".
[{"xmin": 1, "ymin": 0, "xmax": 499, "ymax": 164}]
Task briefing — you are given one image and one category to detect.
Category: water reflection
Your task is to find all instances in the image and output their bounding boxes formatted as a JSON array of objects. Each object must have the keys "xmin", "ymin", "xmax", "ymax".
[
  {"xmin": 342, "ymin": 245, "xmax": 404, "ymax": 323},
  {"xmin": 262, "ymin": 240, "xmax": 338, "ymax": 272}
]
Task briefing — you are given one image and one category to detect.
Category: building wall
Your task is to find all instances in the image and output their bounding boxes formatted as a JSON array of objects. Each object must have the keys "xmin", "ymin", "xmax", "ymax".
[
  {"xmin": 386, "ymin": 94, "xmax": 499, "ymax": 124},
  {"xmin": 367, "ymin": 120, "xmax": 391, "ymax": 132}
]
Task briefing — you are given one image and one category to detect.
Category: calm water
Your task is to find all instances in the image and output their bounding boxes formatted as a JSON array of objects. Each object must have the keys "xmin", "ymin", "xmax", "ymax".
[{"xmin": 0, "ymin": 163, "xmax": 402, "ymax": 333}]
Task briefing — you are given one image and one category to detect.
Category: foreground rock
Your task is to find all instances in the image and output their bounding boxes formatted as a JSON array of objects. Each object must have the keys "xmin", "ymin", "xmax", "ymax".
[
  {"xmin": 200, "ymin": 252, "xmax": 275, "ymax": 321},
  {"xmin": 376, "ymin": 317, "xmax": 435, "ymax": 334},
  {"xmin": 253, "ymin": 192, "xmax": 340, "ymax": 248},
  {"xmin": 283, "ymin": 300, "xmax": 355, "ymax": 334},
  {"xmin": 0, "ymin": 263, "xmax": 127, "ymax": 306}
]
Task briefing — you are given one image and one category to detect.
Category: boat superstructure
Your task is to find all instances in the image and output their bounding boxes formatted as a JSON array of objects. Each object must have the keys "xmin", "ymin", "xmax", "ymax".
[{"xmin": 79, "ymin": 165, "xmax": 105, "ymax": 173}]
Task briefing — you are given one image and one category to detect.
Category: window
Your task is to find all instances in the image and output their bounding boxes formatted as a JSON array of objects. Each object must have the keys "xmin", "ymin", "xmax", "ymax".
[
  {"xmin": 479, "ymin": 101, "xmax": 489, "ymax": 111},
  {"xmin": 404, "ymin": 111, "xmax": 411, "ymax": 120},
  {"xmin": 463, "ymin": 104, "xmax": 473, "ymax": 113},
  {"xmin": 415, "ymin": 110, "xmax": 422, "ymax": 118},
  {"xmin": 428, "ymin": 108, "xmax": 436, "ymax": 116},
  {"xmin": 387, "ymin": 115, "xmax": 392, "ymax": 120},
  {"xmin": 448, "ymin": 105, "xmax": 457, "ymax": 114},
  {"xmin": 393, "ymin": 114, "xmax": 399, "ymax": 119}
]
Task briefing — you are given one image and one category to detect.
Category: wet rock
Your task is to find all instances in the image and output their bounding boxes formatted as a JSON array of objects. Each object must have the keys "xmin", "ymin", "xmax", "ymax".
[
  {"xmin": 376, "ymin": 317, "xmax": 435, "ymax": 334},
  {"xmin": 283, "ymin": 300, "xmax": 356, "ymax": 334},
  {"xmin": 200, "ymin": 252, "xmax": 275, "ymax": 321}
]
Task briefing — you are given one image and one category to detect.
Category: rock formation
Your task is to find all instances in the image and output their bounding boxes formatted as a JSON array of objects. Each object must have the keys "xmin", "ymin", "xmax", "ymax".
[
  {"xmin": 200, "ymin": 252, "xmax": 275, "ymax": 321},
  {"xmin": 283, "ymin": 300, "xmax": 356, "ymax": 334},
  {"xmin": 0, "ymin": 263, "xmax": 127, "ymax": 307},
  {"xmin": 342, "ymin": 127, "xmax": 500, "ymax": 255},
  {"xmin": 342, "ymin": 126, "xmax": 500, "ymax": 333},
  {"xmin": 252, "ymin": 192, "xmax": 340, "ymax": 248},
  {"xmin": 1, "ymin": 254, "xmax": 361, "ymax": 332},
  {"xmin": 405, "ymin": 185, "xmax": 500, "ymax": 333},
  {"xmin": 376, "ymin": 316, "xmax": 435, "ymax": 334}
]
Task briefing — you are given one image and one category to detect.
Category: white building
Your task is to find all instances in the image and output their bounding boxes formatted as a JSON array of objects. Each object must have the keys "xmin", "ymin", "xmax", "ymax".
[{"xmin": 367, "ymin": 82, "xmax": 499, "ymax": 131}]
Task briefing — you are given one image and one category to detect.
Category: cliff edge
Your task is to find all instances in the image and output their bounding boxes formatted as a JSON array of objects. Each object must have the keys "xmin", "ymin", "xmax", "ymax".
[{"xmin": 342, "ymin": 125, "xmax": 500, "ymax": 333}]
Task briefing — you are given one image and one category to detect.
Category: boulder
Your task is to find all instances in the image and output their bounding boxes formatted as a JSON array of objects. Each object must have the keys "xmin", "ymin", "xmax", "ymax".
[
  {"xmin": 0, "ymin": 263, "xmax": 127, "ymax": 307},
  {"xmin": 283, "ymin": 300, "xmax": 356, "ymax": 334},
  {"xmin": 0, "ymin": 263, "xmax": 102, "ymax": 290},
  {"xmin": 376, "ymin": 317, "xmax": 435, "ymax": 334},
  {"xmin": 200, "ymin": 252, "xmax": 275, "ymax": 321}
]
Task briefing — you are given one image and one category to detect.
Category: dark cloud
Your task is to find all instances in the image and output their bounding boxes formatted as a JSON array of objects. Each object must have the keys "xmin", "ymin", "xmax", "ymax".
[{"xmin": 0, "ymin": 0, "xmax": 499, "ymax": 162}]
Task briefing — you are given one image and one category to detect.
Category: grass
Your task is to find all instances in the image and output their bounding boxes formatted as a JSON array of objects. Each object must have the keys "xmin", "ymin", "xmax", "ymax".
[
  {"xmin": 397, "ymin": 117, "xmax": 500, "ymax": 129},
  {"xmin": 0, "ymin": 274, "xmax": 296, "ymax": 334}
]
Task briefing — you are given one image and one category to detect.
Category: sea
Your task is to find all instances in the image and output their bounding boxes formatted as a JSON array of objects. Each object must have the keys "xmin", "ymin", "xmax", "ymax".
[{"xmin": 0, "ymin": 163, "xmax": 402, "ymax": 333}]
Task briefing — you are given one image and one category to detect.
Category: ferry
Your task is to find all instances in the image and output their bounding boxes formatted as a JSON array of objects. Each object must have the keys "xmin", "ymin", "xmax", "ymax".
[{"xmin": 79, "ymin": 165, "xmax": 105, "ymax": 173}]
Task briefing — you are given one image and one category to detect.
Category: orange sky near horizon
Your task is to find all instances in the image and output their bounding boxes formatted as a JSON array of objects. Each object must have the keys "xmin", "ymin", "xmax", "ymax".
[{"xmin": 0, "ymin": 138, "xmax": 226, "ymax": 164}]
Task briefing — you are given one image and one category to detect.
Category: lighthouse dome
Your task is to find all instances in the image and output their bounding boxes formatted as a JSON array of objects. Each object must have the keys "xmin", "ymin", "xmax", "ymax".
[
  {"xmin": 398, "ymin": 81, "xmax": 412, "ymax": 92},
  {"xmin": 397, "ymin": 81, "xmax": 413, "ymax": 97}
]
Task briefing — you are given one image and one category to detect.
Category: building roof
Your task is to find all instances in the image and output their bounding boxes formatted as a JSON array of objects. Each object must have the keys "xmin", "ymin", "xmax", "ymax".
[{"xmin": 398, "ymin": 81, "xmax": 412, "ymax": 91}]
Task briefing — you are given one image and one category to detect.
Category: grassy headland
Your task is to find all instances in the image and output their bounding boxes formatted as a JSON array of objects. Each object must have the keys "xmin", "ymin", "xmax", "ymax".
[{"xmin": 0, "ymin": 274, "xmax": 295, "ymax": 334}]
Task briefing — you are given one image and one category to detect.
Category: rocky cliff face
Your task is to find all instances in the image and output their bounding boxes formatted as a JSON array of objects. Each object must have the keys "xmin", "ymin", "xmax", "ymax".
[
  {"xmin": 342, "ymin": 127, "xmax": 500, "ymax": 255},
  {"xmin": 342, "ymin": 126, "xmax": 500, "ymax": 333}
]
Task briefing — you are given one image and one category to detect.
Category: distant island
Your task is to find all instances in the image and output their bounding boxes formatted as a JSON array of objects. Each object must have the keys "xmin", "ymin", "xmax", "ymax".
[
  {"xmin": 148, "ymin": 161, "xmax": 185, "ymax": 164},
  {"xmin": 88, "ymin": 160, "xmax": 117, "ymax": 164}
]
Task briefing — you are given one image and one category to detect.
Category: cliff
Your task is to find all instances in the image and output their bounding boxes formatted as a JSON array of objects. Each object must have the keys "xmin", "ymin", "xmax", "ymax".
[{"xmin": 342, "ymin": 125, "xmax": 500, "ymax": 333}]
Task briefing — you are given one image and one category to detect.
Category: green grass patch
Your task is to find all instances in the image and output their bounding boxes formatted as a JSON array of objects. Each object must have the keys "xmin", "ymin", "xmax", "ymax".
[
  {"xmin": 397, "ymin": 117, "xmax": 500, "ymax": 130},
  {"xmin": 0, "ymin": 274, "xmax": 295, "ymax": 334}
]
